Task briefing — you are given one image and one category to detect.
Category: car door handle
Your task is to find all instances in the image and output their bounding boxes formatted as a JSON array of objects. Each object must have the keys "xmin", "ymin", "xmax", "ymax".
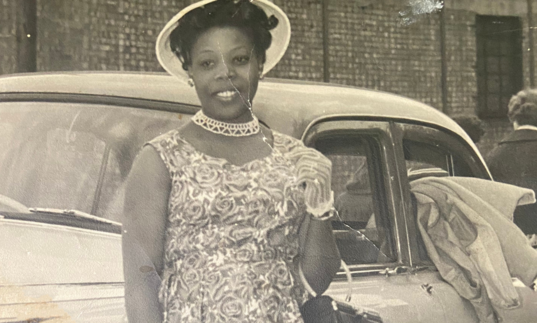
[
  {"xmin": 380, "ymin": 265, "xmax": 428, "ymax": 276},
  {"xmin": 380, "ymin": 266, "xmax": 409, "ymax": 276}
]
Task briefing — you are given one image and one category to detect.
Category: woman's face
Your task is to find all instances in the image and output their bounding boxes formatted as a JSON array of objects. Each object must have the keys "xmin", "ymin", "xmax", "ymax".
[{"xmin": 188, "ymin": 26, "xmax": 262, "ymax": 122}]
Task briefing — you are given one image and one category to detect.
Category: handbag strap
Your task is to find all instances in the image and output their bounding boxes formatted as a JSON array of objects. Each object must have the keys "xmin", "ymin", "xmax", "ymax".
[{"xmin": 299, "ymin": 259, "xmax": 353, "ymax": 301}]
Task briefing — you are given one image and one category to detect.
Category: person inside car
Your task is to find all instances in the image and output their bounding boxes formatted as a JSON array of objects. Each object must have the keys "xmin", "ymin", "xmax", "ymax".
[{"xmin": 121, "ymin": 1, "xmax": 340, "ymax": 322}]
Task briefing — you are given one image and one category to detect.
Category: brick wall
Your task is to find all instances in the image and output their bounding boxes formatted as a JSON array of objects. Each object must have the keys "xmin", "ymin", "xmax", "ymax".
[
  {"xmin": 444, "ymin": 9, "xmax": 477, "ymax": 116},
  {"xmin": 0, "ymin": 0, "xmax": 17, "ymax": 75},
  {"xmin": 273, "ymin": 1, "xmax": 478, "ymax": 115},
  {"xmin": 268, "ymin": 0, "xmax": 324, "ymax": 81},
  {"xmin": 522, "ymin": 14, "xmax": 537, "ymax": 90},
  {"xmin": 36, "ymin": 0, "xmax": 194, "ymax": 72},
  {"xmin": 327, "ymin": 1, "xmax": 443, "ymax": 109},
  {"xmin": 36, "ymin": 0, "xmax": 87, "ymax": 71},
  {"xmin": 446, "ymin": 0, "xmax": 527, "ymax": 16}
]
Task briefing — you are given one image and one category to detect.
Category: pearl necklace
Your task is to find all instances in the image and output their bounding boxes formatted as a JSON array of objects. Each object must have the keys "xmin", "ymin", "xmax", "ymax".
[{"xmin": 191, "ymin": 110, "xmax": 260, "ymax": 137}]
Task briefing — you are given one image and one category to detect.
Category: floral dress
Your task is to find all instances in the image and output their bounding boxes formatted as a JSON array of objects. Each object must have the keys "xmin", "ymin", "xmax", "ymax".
[{"xmin": 147, "ymin": 129, "xmax": 310, "ymax": 323}]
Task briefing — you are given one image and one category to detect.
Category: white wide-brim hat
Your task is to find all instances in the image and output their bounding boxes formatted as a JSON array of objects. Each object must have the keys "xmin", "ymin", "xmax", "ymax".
[{"xmin": 156, "ymin": 0, "xmax": 291, "ymax": 82}]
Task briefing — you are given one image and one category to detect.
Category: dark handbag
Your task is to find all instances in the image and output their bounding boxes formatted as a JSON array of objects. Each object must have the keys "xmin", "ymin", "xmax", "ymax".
[{"xmin": 299, "ymin": 261, "xmax": 383, "ymax": 323}]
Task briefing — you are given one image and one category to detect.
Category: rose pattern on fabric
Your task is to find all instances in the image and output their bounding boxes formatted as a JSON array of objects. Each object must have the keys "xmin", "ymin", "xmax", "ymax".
[
  {"xmin": 222, "ymin": 170, "xmax": 251, "ymax": 192},
  {"xmin": 211, "ymin": 193, "xmax": 239, "ymax": 223},
  {"xmin": 148, "ymin": 130, "xmax": 315, "ymax": 323},
  {"xmin": 181, "ymin": 198, "xmax": 211, "ymax": 226}
]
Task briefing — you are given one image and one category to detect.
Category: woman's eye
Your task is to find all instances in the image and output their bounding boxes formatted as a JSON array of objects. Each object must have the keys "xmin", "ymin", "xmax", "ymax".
[
  {"xmin": 200, "ymin": 60, "xmax": 214, "ymax": 68},
  {"xmin": 234, "ymin": 56, "xmax": 250, "ymax": 64}
]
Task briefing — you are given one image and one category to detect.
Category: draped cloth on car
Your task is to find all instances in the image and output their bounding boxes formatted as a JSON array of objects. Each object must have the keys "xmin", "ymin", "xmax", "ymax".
[{"xmin": 410, "ymin": 176, "xmax": 537, "ymax": 323}]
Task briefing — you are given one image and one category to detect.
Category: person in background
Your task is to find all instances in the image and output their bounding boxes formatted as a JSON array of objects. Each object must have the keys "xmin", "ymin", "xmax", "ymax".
[
  {"xmin": 452, "ymin": 114, "xmax": 486, "ymax": 144},
  {"xmin": 487, "ymin": 89, "xmax": 537, "ymax": 240}
]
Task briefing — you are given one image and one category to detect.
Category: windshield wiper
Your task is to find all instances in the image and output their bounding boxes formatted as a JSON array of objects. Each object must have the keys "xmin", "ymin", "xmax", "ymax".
[{"xmin": 28, "ymin": 207, "xmax": 120, "ymax": 226}]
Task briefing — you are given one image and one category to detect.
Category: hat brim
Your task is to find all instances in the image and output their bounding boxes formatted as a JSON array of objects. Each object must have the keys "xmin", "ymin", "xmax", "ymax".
[{"xmin": 156, "ymin": 0, "xmax": 290, "ymax": 82}]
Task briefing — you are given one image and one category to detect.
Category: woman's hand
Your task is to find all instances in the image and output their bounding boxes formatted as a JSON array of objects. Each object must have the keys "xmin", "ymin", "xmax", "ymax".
[{"xmin": 288, "ymin": 147, "xmax": 334, "ymax": 217}]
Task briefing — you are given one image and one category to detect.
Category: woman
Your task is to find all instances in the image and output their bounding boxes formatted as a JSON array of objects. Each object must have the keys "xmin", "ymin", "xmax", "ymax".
[{"xmin": 121, "ymin": 1, "xmax": 341, "ymax": 322}]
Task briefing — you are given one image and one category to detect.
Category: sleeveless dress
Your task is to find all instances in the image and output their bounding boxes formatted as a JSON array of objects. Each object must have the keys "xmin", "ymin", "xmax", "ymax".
[{"xmin": 147, "ymin": 129, "xmax": 310, "ymax": 323}]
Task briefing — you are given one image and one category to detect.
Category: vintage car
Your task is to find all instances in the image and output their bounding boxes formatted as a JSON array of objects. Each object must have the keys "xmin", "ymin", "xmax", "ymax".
[{"xmin": 0, "ymin": 72, "xmax": 535, "ymax": 323}]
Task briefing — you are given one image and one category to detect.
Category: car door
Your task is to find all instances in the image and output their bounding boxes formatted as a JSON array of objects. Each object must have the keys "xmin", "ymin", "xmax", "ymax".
[
  {"xmin": 303, "ymin": 119, "xmax": 451, "ymax": 323},
  {"xmin": 395, "ymin": 123, "xmax": 537, "ymax": 323}
]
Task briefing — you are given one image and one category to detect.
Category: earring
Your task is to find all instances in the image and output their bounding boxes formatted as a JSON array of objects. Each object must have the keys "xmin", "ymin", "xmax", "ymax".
[
  {"xmin": 188, "ymin": 78, "xmax": 195, "ymax": 87},
  {"xmin": 259, "ymin": 64, "xmax": 265, "ymax": 80}
]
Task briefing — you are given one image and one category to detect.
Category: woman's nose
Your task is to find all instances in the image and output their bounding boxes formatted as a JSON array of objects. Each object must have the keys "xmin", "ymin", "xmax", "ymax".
[{"xmin": 215, "ymin": 61, "xmax": 236, "ymax": 80}]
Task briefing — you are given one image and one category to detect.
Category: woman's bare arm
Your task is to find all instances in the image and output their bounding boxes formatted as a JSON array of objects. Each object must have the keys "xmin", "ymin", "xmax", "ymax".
[
  {"xmin": 122, "ymin": 146, "xmax": 170, "ymax": 323},
  {"xmin": 299, "ymin": 214, "xmax": 341, "ymax": 296}
]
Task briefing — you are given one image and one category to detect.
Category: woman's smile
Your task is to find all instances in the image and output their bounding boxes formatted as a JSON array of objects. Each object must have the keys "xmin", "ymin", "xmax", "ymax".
[{"xmin": 215, "ymin": 90, "xmax": 239, "ymax": 101}]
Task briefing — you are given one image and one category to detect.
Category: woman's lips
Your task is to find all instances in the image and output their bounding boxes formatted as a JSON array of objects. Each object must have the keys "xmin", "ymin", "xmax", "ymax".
[{"xmin": 215, "ymin": 90, "xmax": 239, "ymax": 101}]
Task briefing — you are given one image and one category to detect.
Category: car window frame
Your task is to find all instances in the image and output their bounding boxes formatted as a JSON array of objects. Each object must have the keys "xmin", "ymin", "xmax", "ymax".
[
  {"xmin": 303, "ymin": 119, "xmax": 413, "ymax": 276},
  {"xmin": 394, "ymin": 122, "xmax": 492, "ymax": 265},
  {"xmin": 399, "ymin": 123, "xmax": 490, "ymax": 179}
]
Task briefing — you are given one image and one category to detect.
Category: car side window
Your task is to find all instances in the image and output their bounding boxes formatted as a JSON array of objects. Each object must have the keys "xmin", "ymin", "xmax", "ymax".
[
  {"xmin": 403, "ymin": 139, "xmax": 451, "ymax": 174},
  {"xmin": 401, "ymin": 125, "xmax": 490, "ymax": 262},
  {"xmin": 402, "ymin": 125, "xmax": 489, "ymax": 179},
  {"xmin": 315, "ymin": 135, "xmax": 396, "ymax": 265},
  {"xmin": 403, "ymin": 140, "xmax": 483, "ymax": 178}
]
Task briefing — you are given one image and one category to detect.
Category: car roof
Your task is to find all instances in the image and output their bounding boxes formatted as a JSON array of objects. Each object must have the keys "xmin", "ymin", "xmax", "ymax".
[{"xmin": 0, "ymin": 71, "xmax": 475, "ymax": 145}]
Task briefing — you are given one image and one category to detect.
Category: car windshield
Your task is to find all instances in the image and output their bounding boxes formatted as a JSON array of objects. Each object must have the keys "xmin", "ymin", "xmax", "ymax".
[{"xmin": 0, "ymin": 101, "xmax": 188, "ymax": 220}]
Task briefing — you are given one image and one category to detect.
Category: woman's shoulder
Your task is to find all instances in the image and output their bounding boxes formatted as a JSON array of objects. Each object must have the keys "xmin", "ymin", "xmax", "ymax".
[
  {"xmin": 272, "ymin": 131, "xmax": 305, "ymax": 151},
  {"xmin": 272, "ymin": 131, "xmax": 325, "ymax": 158},
  {"xmin": 144, "ymin": 127, "xmax": 192, "ymax": 174},
  {"xmin": 146, "ymin": 126, "xmax": 198, "ymax": 156},
  {"xmin": 146, "ymin": 128, "xmax": 183, "ymax": 149}
]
